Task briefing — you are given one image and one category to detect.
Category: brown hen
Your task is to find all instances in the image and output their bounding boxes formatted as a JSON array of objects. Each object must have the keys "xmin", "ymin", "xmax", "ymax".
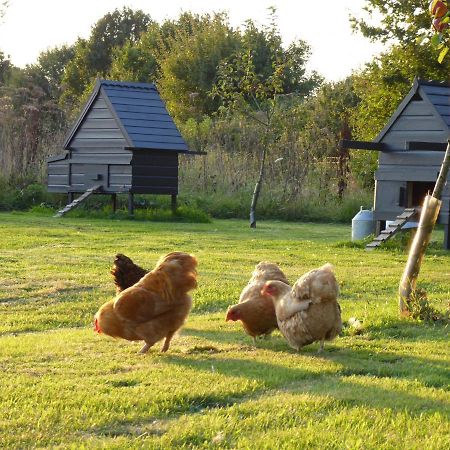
[
  {"xmin": 95, "ymin": 252, "xmax": 197, "ymax": 353},
  {"xmin": 226, "ymin": 262, "xmax": 289, "ymax": 342}
]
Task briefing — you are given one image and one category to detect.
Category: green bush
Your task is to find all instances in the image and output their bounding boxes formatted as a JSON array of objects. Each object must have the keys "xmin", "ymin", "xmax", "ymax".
[
  {"xmin": 0, "ymin": 178, "xmax": 65, "ymax": 211},
  {"xmin": 1, "ymin": 177, "xmax": 372, "ymax": 224}
]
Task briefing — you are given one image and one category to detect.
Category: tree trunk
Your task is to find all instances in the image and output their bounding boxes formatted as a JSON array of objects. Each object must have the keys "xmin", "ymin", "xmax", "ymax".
[
  {"xmin": 249, "ymin": 146, "xmax": 267, "ymax": 228},
  {"xmin": 398, "ymin": 141, "xmax": 450, "ymax": 315},
  {"xmin": 338, "ymin": 120, "xmax": 351, "ymax": 199}
]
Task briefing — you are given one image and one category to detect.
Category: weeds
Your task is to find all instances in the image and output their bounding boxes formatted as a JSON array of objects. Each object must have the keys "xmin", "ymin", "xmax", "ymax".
[{"xmin": 406, "ymin": 288, "xmax": 450, "ymax": 324}]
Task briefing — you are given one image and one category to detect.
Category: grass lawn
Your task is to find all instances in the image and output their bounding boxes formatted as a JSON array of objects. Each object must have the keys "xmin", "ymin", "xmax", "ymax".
[{"xmin": 0, "ymin": 211, "xmax": 449, "ymax": 449}]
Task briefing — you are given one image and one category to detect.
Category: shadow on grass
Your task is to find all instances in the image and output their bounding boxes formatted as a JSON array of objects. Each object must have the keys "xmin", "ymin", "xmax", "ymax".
[
  {"xmin": 83, "ymin": 320, "xmax": 449, "ymax": 441},
  {"xmin": 162, "ymin": 350, "xmax": 448, "ymax": 409},
  {"xmin": 182, "ymin": 324, "xmax": 449, "ymax": 389},
  {"xmin": 90, "ymin": 349, "xmax": 448, "ymax": 440},
  {"xmin": 0, "ymin": 286, "xmax": 96, "ymax": 305},
  {"xmin": 365, "ymin": 317, "xmax": 449, "ymax": 341}
]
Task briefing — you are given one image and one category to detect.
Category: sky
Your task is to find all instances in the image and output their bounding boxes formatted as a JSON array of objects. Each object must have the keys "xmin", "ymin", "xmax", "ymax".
[{"xmin": 0, "ymin": 0, "xmax": 385, "ymax": 81}]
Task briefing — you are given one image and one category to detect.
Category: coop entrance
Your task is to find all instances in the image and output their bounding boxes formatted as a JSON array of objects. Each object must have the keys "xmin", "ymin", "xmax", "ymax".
[
  {"xmin": 85, "ymin": 165, "xmax": 108, "ymax": 188},
  {"xmin": 407, "ymin": 181, "xmax": 435, "ymax": 207}
]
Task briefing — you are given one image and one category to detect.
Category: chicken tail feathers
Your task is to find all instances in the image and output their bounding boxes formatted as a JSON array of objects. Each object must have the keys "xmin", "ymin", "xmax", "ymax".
[{"xmin": 111, "ymin": 253, "xmax": 148, "ymax": 292}]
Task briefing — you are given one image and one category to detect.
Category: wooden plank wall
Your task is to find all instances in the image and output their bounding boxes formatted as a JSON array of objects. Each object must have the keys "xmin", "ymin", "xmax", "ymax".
[
  {"xmin": 64, "ymin": 92, "xmax": 132, "ymax": 192},
  {"xmin": 47, "ymin": 161, "xmax": 69, "ymax": 192},
  {"xmin": 131, "ymin": 151, "xmax": 178, "ymax": 194},
  {"xmin": 69, "ymin": 93, "xmax": 131, "ymax": 165}
]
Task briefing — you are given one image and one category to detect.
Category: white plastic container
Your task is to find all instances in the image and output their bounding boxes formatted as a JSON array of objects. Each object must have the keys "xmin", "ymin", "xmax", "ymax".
[{"xmin": 352, "ymin": 206, "xmax": 375, "ymax": 241}]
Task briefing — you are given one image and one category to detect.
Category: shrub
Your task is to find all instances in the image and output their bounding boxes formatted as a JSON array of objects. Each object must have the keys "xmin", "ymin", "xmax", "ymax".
[{"xmin": 406, "ymin": 288, "xmax": 449, "ymax": 324}]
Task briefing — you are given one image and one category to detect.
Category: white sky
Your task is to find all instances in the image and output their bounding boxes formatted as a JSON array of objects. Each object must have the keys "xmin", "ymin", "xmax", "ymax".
[{"xmin": 0, "ymin": 0, "xmax": 385, "ymax": 81}]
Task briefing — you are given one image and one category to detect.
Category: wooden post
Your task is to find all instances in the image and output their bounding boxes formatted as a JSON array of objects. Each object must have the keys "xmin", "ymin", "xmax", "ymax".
[
  {"xmin": 398, "ymin": 140, "xmax": 450, "ymax": 315},
  {"xmin": 375, "ymin": 220, "xmax": 386, "ymax": 236},
  {"xmin": 68, "ymin": 192, "xmax": 74, "ymax": 204},
  {"xmin": 111, "ymin": 193, "xmax": 117, "ymax": 213},
  {"xmin": 171, "ymin": 194, "xmax": 177, "ymax": 214},
  {"xmin": 128, "ymin": 193, "xmax": 134, "ymax": 215},
  {"xmin": 444, "ymin": 208, "xmax": 450, "ymax": 250},
  {"xmin": 432, "ymin": 144, "xmax": 450, "ymax": 199},
  {"xmin": 398, "ymin": 195, "xmax": 441, "ymax": 314}
]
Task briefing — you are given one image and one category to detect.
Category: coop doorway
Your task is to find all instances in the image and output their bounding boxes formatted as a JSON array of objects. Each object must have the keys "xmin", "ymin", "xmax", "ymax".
[{"xmin": 407, "ymin": 181, "xmax": 436, "ymax": 207}]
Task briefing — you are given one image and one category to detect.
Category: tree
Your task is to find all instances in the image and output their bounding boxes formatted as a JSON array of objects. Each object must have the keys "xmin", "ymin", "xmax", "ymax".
[
  {"xmin": 351, "ymin": 0, "xmax": 431, "ymax": 45},
  {"xmin": 61, "ymin": 7, "xmax": 151, "ymax": 107},
  {"xmin": 0, "ymin": 50, "xmax": 13, "ymax": 84},
  {"xmin": 296, "ymin": 79, "xmax": 360, "ymax": 196},
  {"xmin": 24, "ymin": 46, "xmax": 76, "ymax": 100},
  {"xmin": 214, "ymin": 9, "xmax": 321, "ymax": 227},
  {"xmin": 156, "ymin": 12, "xmax": 240, "ymax": 121},
  {"xmin": 429, "ymin": 0, "xmax": 450, "ymax": 62},
  {"xmin": 109, "ymin": 23, "xmax": 160, "ymax": 82},
  {"xmin": 353, "ymin": 1, "xmax": 450, "ymax": 64}
]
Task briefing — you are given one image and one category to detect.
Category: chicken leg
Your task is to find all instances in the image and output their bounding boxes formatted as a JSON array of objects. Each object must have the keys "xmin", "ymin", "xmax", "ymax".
[
  {"xmin": 161, "ymin": 331, "xmax": 175, "ymax": 352},
  {"xmin": 139, "ymin": 342, "xmax": 153, "ymax": 354}
]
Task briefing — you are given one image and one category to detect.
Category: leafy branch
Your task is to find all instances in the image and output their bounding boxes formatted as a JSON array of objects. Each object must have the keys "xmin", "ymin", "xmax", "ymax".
[{"xmin": 429, "ymin": 0, "xmax": 450, "ymax": 62}]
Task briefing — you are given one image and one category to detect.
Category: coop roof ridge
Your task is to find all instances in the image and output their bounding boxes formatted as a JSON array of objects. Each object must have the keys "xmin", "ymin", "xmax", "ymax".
[
  {"xmin": 98, "ymin": 79, "xmax": 157, "ymax": 91},
  {"xmin": 415, "ymin": 77, "xmax": 450, "ymax": 88}
]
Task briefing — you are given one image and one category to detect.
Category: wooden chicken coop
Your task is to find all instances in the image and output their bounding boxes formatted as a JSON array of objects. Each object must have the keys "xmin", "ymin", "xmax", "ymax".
[
  {"xmin": 343, "ymin": 78, "xmax": 450, "ymax": 249},
  {"xmin": 47, "ymin": 80, "xmax": 201, "ymax": 216}
]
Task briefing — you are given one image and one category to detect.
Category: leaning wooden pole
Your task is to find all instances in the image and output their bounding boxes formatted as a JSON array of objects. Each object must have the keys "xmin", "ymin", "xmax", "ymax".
[{"xmin": 398, "ymin": 140, "xmax": 450, "ymax": 315}]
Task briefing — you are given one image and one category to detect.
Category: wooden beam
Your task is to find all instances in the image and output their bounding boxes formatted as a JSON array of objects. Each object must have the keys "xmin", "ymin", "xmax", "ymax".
[
  {"xmin": 340, "ymin": 139, "xmax": 387, "ymax": 151},
  {"xmin": 406, "ymin": 141, "xmax": 448, "ymax": 151},
  {"xmin": 341, "ymin": 139, "xmax": 450, "ymax": 152}
]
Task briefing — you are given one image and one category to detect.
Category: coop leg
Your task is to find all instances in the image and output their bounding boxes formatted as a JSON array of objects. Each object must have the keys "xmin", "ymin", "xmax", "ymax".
[
  {"xmin": 128, "ymin": 193, "xmax": 134, "ymax": 215},
  {"xmin": 68, "ymin": 192, "xmax": 74, "ymax": 203},
  {"xmin": 171, "ymin": 194, "xmax": 177, "ymax": 213},
  {"xmin": 375, "ymin": 220, "xmax": 385, "ymax": 235},
  {"xmin": 111, "ymin": 193, "xmax": 117, "ymax": 213},
  {"xmin": 444, "ymin": 217, "xmax": 450, "ymax": 250}
]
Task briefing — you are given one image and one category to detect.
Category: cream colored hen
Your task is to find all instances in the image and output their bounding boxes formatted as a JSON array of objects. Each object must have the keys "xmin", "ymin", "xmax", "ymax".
[{"xmin": 261, "ymin": 264, "xmax": 342, "ymax": 352}]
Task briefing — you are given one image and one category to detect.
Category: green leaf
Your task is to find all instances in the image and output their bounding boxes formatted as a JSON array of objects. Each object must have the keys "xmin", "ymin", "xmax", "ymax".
[
  {"xmin": 438, "ymin": 46, "xmax": 449, "ymax": 63},
  {"xmin": 431, "ymin": 33, "xmax": 442, "ymax": 47}
]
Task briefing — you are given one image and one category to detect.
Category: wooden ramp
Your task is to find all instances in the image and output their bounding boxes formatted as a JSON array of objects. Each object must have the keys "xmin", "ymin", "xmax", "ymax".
[
  {"xmin": 366, "ymin": 208, "xmax": 417, "ymax": 251},
  {"xmin": 54, "ymin": 185, "xmax": 102, "ymax": 217}
]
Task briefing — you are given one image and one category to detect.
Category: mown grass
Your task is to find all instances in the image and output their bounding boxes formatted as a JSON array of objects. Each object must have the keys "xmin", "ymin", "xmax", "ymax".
[{"xmin": 0, "ymin": 212, "xmax": 448, "ymax": 449}]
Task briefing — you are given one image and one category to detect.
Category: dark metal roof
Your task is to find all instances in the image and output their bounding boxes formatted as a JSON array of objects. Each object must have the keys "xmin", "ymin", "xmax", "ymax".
[
  {"xmin": 64, "ymin": 79, "xmax": 189, "ymax": 152},
  {"xmin": 374, "ymin": 77, "xmax": 450, "ymax": 143}
]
